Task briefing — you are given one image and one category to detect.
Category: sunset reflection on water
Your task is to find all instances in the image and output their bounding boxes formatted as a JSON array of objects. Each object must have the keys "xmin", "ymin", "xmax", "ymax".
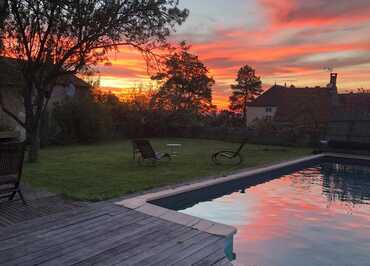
[{"xmin": 180, "ymin": 163, "xmax": 370, "ymax": 266}]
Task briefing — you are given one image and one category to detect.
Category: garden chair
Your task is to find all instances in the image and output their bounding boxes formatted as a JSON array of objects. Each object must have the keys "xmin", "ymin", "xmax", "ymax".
[
  {"xmin": 0, "ymin": 142, "xmax": 26, "ymax": 204},
  {"xmin": 212, "ymin": 140, "xmax": 247, "ymax": 165},
  {"xmin": 132, "ymin": 139, "xmax": 171, "ymax": 165}
]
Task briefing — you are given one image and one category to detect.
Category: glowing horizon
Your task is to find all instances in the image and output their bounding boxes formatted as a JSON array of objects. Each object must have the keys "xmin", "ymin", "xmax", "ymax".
[{"xmin": 97, "ymin": 0, "xmax": 370, "ymax": 109}]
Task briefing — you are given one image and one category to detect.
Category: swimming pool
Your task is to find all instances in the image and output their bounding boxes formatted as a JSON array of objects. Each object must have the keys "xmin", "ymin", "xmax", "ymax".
[{"xmin": 151, "ymin": 157, "xmax": 370, "ymax": 266}]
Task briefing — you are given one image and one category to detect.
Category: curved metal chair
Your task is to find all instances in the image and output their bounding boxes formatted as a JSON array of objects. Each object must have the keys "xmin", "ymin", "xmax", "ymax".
[
  {"xmin": 212, "ymin": 140, "xmax": 247, "ymax": 166},
  {"xmin": 132, "ymin": 139, "xmax": 171, "ymax": 165}
]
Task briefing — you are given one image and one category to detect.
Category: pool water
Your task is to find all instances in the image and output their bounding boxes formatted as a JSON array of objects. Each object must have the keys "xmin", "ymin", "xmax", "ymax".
[{"xmin": 179, "ymin": 162, "xmax": 370, "ymax": 266}]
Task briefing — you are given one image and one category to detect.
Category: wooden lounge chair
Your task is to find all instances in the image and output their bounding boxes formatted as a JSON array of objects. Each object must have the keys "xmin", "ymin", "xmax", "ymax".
[
  {"xmin": 132, "ymin": 139, "xmax": 171, "ymax": 165},
  {"xmin": 0, "ymin": 142, "xmax": 26, "ymax": 204},
  {"xmin": 212, "ymin": 140, "xmax": 247, "ymax": 165}
]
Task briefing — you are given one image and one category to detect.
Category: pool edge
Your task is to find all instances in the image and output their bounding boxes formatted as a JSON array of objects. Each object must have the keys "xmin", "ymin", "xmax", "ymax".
[{"xmin": 115, "ymin": 152, "xmax": 370, "ymax": 258}]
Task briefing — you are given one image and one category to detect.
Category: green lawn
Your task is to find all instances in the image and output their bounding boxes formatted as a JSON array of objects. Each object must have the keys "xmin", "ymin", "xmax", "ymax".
[{"xmin": 24, "ymin": 139, "xmax": 312, "ymax": 201}]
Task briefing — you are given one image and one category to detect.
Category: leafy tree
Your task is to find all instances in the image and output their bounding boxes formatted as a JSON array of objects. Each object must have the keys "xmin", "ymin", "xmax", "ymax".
[
  {"xmin": 229, "ymin": 65, "xmax": 262, "ymax": 124},
  {"xmin": 207, "ymin": 110, "xmax": 243, "ymax": 128},
  {"xmin": 151, "ymin": 42, "xmax": 215, "ymax": 115},
  {"xmin": 53, "ymin": 89, "xmax": 113, "ymax": 144},
  {"xmin": 0, "ymin": 0, "xmax": 188, "ymax": 162}
]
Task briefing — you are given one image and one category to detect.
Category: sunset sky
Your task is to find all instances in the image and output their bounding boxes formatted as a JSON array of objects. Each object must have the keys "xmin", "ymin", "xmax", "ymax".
[{"xmin": 98, "ymin": 0, "xmax": 370, "ymax": 109}]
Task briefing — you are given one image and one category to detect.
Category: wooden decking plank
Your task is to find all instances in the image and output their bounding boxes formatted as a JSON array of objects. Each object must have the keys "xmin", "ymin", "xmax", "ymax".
[
  {"xmin": 34, "ymin": 217, "xmax": 165, "ymax": 266},
  {"xmin": 39, "ymin": 207, "xmax": 136, "ymax": 239},
  {"xmin": 1, "ymin": 201, "xmax": 231, "ymax": 266},
  {"xmin": 0, "ymin": 196, "xmax": 80, "ymax": 226},
  {"xmin": 148, "ymin": 234, "xmax": 222, "ymax": 266},
  {"xmin": 72, "ymin": 221, "xmax": 188, "ymax": 266},
  {"xmin": 129, "ymin": 230, "xmax": 212, "ymax": 266},
  {"xmin": 0, "ymin": 213, "xmax": 14, "ymax": 226},
  {"xmin": 0, "ymin": 203, "xmax": 129, "ymax": 242},
  {"xmin": 0, "ymin": 210, "xmax": 134, "ymax": 259},
  {"xmin": 192, "ymin": 246, "xmax": 229, "ymax": 266},
  {"xmin": 212, "ymin": 257, "xmax": 233, "ymax": 266},
  {"xmin": 0, "ymin": 206, "xmax": 94, "ymax": 240},
  {"xmin": 0, "ymin": 206, "xmax": 41, "ymax": 224},
  {"xmin": 0, "ymin": 201, "xmax": 120, "ymax": 236},
  {"xmin": 0, "ymin": 204, "xmax": 30, "ymax": 219},
  {"xmin": 9, "ymin": 214, "xmax": 157, "ymax": 265},
  {"xmin": 1, "ymin": 211, "xmax": 152, "ymax": 265},
  {"xmin": 0, "ymin": 210, "xmax": 113, "ymax": 250},
  {"xmin": 176, "ymin": 239, "xmax": 225, "ymax": 266},
  {"xmin": 88, "ymin": 224, "xmax": 194, "ymax": 266},
  {"xmin": 73, "ymin": 222, "xmax": 186, "ymax": 266}
]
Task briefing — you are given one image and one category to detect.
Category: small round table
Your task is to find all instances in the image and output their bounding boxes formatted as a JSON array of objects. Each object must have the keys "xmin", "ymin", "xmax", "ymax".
[{"xmin": 166, "ymin": 143, "xmax": 182, "ymax": 155}]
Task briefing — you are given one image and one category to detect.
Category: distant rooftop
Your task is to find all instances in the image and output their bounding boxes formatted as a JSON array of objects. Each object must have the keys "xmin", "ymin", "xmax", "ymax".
[
  {"xmin": 248, "ymin": 85, "xmax": 331, "ymax": 107},
  {"xmin": 248, "ymin": 85, "xmax": 332, "ymax": 123}
]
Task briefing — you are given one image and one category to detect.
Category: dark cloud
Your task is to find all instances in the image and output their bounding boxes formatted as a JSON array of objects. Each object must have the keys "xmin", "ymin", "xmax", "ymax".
[
  {"xmin": 283, "ymin": 0, "xmax": 370, "ymax": 22},
  {"xmin": 261, "ymin": 0, "xmax": 370, "ymax": 27}
]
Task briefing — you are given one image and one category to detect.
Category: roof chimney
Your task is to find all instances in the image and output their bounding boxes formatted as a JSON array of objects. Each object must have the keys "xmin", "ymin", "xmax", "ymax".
[
  {"xmin": 330, "ymin": 73, "xmax": 337, "ymax": 88},
  {"xmin": 328, "ymin": 73, "xmax": 339, "ymax": 108}
]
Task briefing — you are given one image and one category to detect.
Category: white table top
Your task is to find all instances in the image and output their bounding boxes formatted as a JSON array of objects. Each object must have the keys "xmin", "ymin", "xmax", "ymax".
[{"xmin": 166, "ymin": 143, "xmax": 182, "ymax": 146}]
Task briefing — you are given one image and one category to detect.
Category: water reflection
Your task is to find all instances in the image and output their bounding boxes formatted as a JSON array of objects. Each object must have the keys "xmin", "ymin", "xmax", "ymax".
[
  {"xmin": 180, "ymin": 161, "xmax": 370, "ymax": 266},
  {"xmin": 321, "ymin": 163, "xmax": 370, "ymax": 205}
]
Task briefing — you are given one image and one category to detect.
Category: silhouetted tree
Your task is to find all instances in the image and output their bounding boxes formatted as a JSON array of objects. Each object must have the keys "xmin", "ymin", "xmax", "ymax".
[
  {"xmin": 0, "ymin": 0, "xmax": 188, "ymax": 162},
  {"xmin": 151, "ymin": 42, "xmax": 215, "ymax": 115},
  {"xmin": 53, "ymin": 88, "xmax": 113, "ymax": 144},
  {"xmin": 207, "ymin": 110, "xmax": 243, "ymax": 128},
  {"xmin": 0, "ymin": 0, "xmax": 7, "ymax": 49},
  {"xmin": 229, "ymin": 65, "xmax": 262, "ymax": 124}
]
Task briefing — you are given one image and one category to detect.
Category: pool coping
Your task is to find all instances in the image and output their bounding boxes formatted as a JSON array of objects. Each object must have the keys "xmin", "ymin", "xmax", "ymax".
[{"xmin": 115, "ymin": 152, "xmax": 370, "ymax": 238}]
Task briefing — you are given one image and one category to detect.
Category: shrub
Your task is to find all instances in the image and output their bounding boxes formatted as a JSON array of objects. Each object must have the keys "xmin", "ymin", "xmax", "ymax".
[{"xmin": 52, "ymin": 96, "xmax": 112, "ymax": 144}]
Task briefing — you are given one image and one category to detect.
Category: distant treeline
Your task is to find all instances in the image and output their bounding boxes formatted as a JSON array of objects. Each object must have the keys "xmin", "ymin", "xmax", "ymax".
[{"xmin": 40, "ymin": 88, "xmax": 321, "ymax": 148}]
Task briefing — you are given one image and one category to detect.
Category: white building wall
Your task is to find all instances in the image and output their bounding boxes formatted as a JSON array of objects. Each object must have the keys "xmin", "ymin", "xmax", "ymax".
[{"xmin": 246, "ymin": 106, "xmax": 277, "ymax": 126}]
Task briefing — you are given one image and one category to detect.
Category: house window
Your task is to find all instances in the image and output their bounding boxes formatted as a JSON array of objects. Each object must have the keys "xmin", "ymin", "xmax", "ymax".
[
  {"xmin": 265, "ymin": 115, "xmax": 272, "ymax": 122},
  {"xmin": 266, "ymin": 107, "xmax": 272, "ymax": 113}
]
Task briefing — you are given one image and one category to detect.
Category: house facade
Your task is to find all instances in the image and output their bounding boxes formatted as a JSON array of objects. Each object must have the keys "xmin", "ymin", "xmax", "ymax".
[{"xmin": 0, "ymin": 57, "xmax": 90, "ymax": 140}]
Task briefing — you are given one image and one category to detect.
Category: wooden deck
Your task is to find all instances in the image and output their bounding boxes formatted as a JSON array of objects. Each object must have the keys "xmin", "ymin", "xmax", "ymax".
[
  {"xmin": 0, "ymin": 201, "xmax": 232, "ymax": 265},
  {"xmin": 0, "ymin": 196, "xmax": 84, "ymax": 228}
]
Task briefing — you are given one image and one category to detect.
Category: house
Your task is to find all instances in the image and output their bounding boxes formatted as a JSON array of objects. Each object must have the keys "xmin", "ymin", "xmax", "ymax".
[
  {"xmin": 0, "ymin": 57, "xmax": 91, "ymax": 140},
  {"xmin": 246, "ymin": 73, "xmax": 338, "ymax": 127},
  {"xmin": 248, "ymin": 73, "xmax": 370, "ymax": 149}
]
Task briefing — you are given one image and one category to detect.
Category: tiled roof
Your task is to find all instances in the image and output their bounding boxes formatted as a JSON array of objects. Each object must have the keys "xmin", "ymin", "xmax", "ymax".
[{"xmin": 248, "ymin": 85, "xmax": 332, "ymax": 123}]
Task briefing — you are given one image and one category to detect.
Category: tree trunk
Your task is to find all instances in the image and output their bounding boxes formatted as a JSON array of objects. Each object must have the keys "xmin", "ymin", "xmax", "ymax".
[
  {"xmin": 27, "ymin": 128, "xmax": 40, "ymax": 163},
  {"xmin": 242, "ymin": 96, "xmax": 247, "ymax": 126}
]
